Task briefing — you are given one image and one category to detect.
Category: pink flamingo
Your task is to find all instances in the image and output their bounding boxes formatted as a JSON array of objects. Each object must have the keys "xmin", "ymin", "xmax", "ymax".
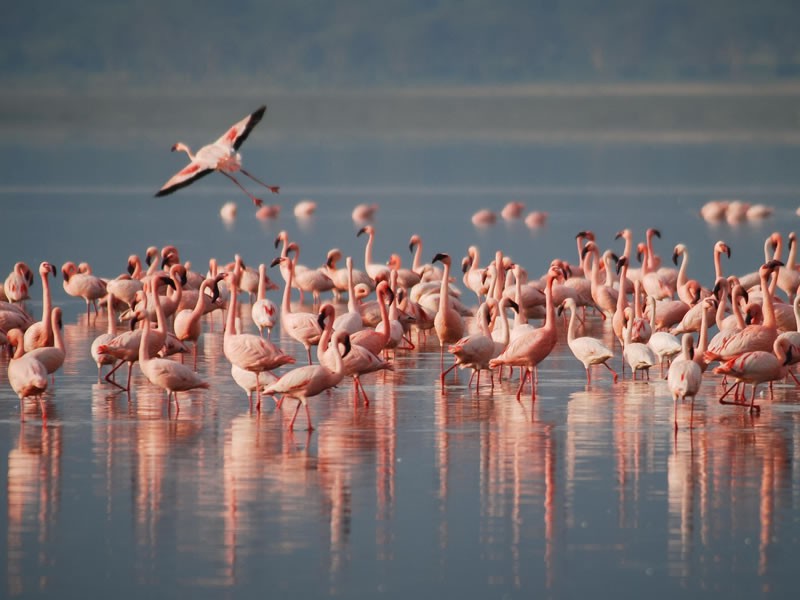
[
  {"xmin": 667, "ymin": 333, "xmax": 703, "ymax": 430},
  {"xmin": 155, "ymin": 105, "xmax": 279, "ymax": 205},
  {"xmin": 489, "ymin": 266, "xmax": 560, "ymax": 400},
  {"xmin": 559, "ymin": 297, "xmax": 617, "ymax": 384},
  {"xmin": 349, "ymin": 281, "xmax": 393, "ymax": 356},
  {"xmin": 23, "ymin": 262, "xmax": 56, "ymax": 351},
  {"xmin": 91, "ymin": 293, "xmax": 119, "ymax": 382},
  {"xmin": 62, "ymin": 261, "xmax": 107, "ymax": 317},
  {"xmin": 265, "ymin": 330, "xmax": 351, "ymax": 431},
  {"xmin": 3, "ymin": 262, "xmax": 33, "ymax": 303},
  {"xmin": 271, "ymin": 256, "xmax": 323, "ymax": 364},
  {"xmin": 138, "ymin": 311, "xmax": 209, "ymax": 412},
  {"xmin": 445, "ymin": 302, "xmax": 496, "ymax": 389},
  {"xmin": 6, "ymin": 329, "xmax": 48, "ymax": 419},
  {"xmin": 174, "ymin": 277, "xmax": 222, "ymax": 367},
  {"xmin": 25, "ymin": 307, "xmax": 66, "ymax": 382},
  {"xmin": 432, "ymin": 253, "xmax": 465, "ymax": 381}
]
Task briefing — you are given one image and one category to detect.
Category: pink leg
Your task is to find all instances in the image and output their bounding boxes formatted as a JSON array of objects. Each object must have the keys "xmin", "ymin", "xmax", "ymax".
[
  {"xmin": 240, "ymin": 168, "xmax": 280, "ymax": 194},
  {"xmin": 221, "ymin": 171, "xmax": 263, "ymax": 206},
  {"xmin": 289, "ymin": 400, "xmax": 302, "ymax": 430},
  {"xmin": 603, "ymin": 362, "xmax": 619, "ymax": 383},
  {"xmin": 305, "ymin": 402, "xmax": 315, "ymax": 431}
]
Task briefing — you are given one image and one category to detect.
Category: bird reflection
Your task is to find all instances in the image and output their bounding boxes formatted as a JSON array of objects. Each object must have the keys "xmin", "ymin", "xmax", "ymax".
[{"xmin": 7, "ymin": 421, "xmax": 62, "ymax": 597}]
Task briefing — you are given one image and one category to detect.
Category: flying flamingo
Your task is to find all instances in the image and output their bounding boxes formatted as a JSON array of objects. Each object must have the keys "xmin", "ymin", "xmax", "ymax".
[
  {"xmin": 265, "ymin": 330, "xmax": 351, "ymax": 431},
  {"xmin": 155, "ymin": 105, "xmax": 279, "ymax": 205},
  {"xmin": 23, "ymin": 262, "xmax": 57, "ymax": 351},
  {"xmin": 667, "ymin": 333, "xmax": 703, "ymax": 430}
]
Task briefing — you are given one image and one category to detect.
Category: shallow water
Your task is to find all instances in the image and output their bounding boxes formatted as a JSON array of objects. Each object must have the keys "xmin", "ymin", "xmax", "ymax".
[{"xmin": 2, "ymin": 92, "xmax": 800, "ymax": 598}]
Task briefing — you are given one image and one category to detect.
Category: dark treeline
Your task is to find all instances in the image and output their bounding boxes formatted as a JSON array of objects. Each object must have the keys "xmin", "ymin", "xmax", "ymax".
[{"xmin": 2, "ymin": 0, "xmax": 800, "ymax": 86}]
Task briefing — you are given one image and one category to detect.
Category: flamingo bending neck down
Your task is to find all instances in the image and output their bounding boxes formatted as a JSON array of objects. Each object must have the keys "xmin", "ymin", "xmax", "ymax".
[{"xmin": 155, "ymin": 105, "xmax": 279, "ymax": 206}]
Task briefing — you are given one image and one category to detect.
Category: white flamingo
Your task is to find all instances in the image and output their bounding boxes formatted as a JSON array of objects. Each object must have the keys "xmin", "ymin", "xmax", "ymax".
[
  {"xmin": 559, "ymin": 297, "xmax": 617, "ymax": 384},
  {"xmin": 251, "ymin": 264, "xmax": 279, "ymax": 338},
  {"xmin": 155, "ymin": 105, "xmax": 279, "ymax": 205}
]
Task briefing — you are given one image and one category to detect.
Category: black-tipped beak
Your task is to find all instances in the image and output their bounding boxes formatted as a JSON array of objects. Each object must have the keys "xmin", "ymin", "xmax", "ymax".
[
  {"xmin": 651, "ymin": 229, "xmax": 661, "ymax": 238},
  {"xmin": 269, "ymin": 257, "xmax": 282, "ymax": 268},
  {"xmin": 211, "ymin": 281, "xmax": 221, "ymax": 303},
  {"xmin": 461, "ymin": 258, "xmax": 470, "ymax": 274},
  {"xmin": 745, "ymin": 311, "xmax": 753, "ymax": 326},
  {"xmin": 127, "ymin": 261, "xmax": 135, "ymax": 276},
  {"xmin": 386, "ymin": 287, "xmax": 396, "ymax": 305},
  {"xmin": 672, "ymin": 250, "xmax": 680, "ymax": 266},
  {"xmin": 357, "ymin": 227, "xmax": 368, "ymax": 237},
  {"xmin": 341, "ymin": 334, "xmax": 352, "ymax": 358},
  {"xmin": 160, "ymin": 276, "xmax": 176, "ymax": 290},
  {"xmin": 636, "ymin": 249, "xmax": 644, "ymax": 264},
  {"xmin": 784, "ymin": 347, "xmax": 793, "ymax": 366},
  {"xmin": 326, "ymin": 256, "xmax": 335, "ymax": 269},
  {"xmin": 616, "ymin": 256, "xmax": 627, "ymax": 274},
  {"xmin": 408, "ymin": 241, "xmax": 417, "ymax": 253},
  {"xmin": 170, "ymin": 143, "xmax": 179, "ymax": 152},
  {"xmin": 62, "ymin": 267, "xmax": 70, "ymax": 281},
  {"xmin": 557, "ymin": 304, "xmax": 564, "ymax": 317},
  {"xmin": 576, "ymin": 231, "xmax": 589, "ymax": 239},
  {"xmin": 581, "ymin": 246, "xmax": 592, "ymax": 259},
  {"xmin": 317, "ymin": 310, "xmax": 327, "ymax": 329},
  {"xmin": 725, "ymin": 245, "xmax": 731, "ymax": 259},
  {"xmin": 766, "ymin": 259, "xmax": 785, "ymax": 270},
  {"xmin": 614, "ymin": 231, "xmax": 624, "ymax": 240},
  {"xmin": 432, "ymin": 253, "xmax": 447, "ymax": 264},
  {"xmin": 508, "ymin": 299, "xmax": 519, "ymax": 313},
  {"xmin": 273, "ymin": 236, "xmax": 281, "ymax": 249},
  {"xmin": 693, "ymin": 286, "xmax": 701, "ymax": 304},
  {"xmin": 130, "ymin": 315, "xmax": 139, "ymax": 330},
  {"xmin": 712, "ymin": 280, "xmax": 721, "ymax": 297},
  {"xmin": 741, "ymin": 288, "xmax": 749, "ymax": 304},
  {"xmin": 145, "ymin": 253, "xmax": 153, "ymax": 267}
]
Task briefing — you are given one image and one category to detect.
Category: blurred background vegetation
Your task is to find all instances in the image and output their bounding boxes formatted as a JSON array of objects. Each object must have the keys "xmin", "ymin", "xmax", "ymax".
[{"xmin": 2, "ymin": 0, "xmax": 800, "ymax": 89}]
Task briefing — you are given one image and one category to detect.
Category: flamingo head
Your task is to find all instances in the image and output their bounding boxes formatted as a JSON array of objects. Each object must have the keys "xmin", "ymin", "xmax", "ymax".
[
  {"xmin": 61, "ymin": 261, "xmax": 77, "ymax": 282},
  {"xmin": 672, "ymin": 244, "xmax": 686, "ymax": 266},
  {"xmin": 636, "ymin": 243, "xmax": 647, "ymax": 264},
  {"xmin": 716, "ymin": 241, "xmax": 731, "ymax": 259},
  {"xmin": 39, "ymin": 262, "xmax": 56, "ymax": 277},
  {"xmin": 409, "ymin": 235, "xmax": 421, "ymax": 253},
  {"xmin": 647, "ymin": 228, "xmax": 661, "ymax": 240},
  {"xmin": 580, "ymin": 241, "xmax": 597, "ymax": 259},
  {"xmin": 269, "ymin": 256, "xmax": 285, "ymax": 269},
  {"xmin": 616, "ymin": 256, "xmax": 628, "ymax": 274},
  {"xmin": 432, "ymin": 253, "xmax": 450, "ymax": 266},
  {"xmin": 145, "ymin": 246, "xmax": 158, "ymax": 266},
  {"xmin": 357, "ymin": 226, "xmax": 372, "ymax": 238}
]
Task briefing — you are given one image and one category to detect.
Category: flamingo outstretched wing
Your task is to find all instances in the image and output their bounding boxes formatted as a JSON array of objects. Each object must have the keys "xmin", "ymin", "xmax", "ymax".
[
  {"xmin": 214, "ymin": 105, "xmax": 267, "ymax": 151},
  {"xmin": 155, "ymin": 161, "xmax": 213, "ymax": 197}
]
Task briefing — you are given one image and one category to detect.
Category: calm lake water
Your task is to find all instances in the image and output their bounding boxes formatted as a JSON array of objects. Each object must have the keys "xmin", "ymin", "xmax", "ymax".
[{"xmin": 2, "ymin": 89, "xmax": 800, "ymax": 598}]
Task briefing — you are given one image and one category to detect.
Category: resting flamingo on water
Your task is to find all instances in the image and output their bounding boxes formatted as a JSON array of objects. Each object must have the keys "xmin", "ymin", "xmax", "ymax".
[{"xmin": 155, "ymin": 105, "xmax": 279, "ymax": 205}]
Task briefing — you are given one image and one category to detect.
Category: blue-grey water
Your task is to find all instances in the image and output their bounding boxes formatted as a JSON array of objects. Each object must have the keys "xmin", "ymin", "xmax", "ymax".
[{"xmin": 2, "ymin": 90, "xmax": 800, "ymax": 598}]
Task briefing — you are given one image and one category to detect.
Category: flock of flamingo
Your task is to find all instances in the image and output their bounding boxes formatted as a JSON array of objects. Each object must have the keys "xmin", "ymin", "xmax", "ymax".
[
  {"xmin": 2, "ymin": 223, "xmax": 800, "ymax": 432},
  {"xmin": 3, "ymin": 105, "xmax": 800, "ymax": 433}
]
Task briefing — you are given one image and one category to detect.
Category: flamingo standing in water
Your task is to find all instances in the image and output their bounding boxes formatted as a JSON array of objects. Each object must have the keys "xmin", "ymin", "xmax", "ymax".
[
  {"xmin": 6, "ymin": 329, "xmax": 48, "ymax": 418},
  {"xmin": 23, "ymin": 262, "xmax": 57, "ymax": 350},
  {"xmin": 667, "ymin": 333, "xmax": 703, "ymax": 430},
  {"xmin": 155, "ymin": 105, "xmax": 279, "ymax": 205},
  {"xmin": 559, "ymin": 297, "xmax": 617, "ymax": 384},
  {"xmin": 431, "ymin": 253, "xmax": 465, "ymax": 381}
]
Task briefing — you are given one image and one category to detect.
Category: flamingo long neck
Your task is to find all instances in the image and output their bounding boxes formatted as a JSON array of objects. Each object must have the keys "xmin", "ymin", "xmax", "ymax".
[
  {"xmin": 364, "ymin": 231, "xmax": 376, "ymax": 270},
  {"xmin": 697, "ymin": 303, "xmax": 710, "ymax": 355},
  {"xmin": 257, "ymin": 265, "xmax": 267, "ymax": 301},
  {"xmin": 328, "ymin": 332, "xmax": 346, "ymax": 377},
  {"xmin": 388, "ymin": 272, "xmax": 399, "ymax": 320},
  {"xmin": 495, "ymin": 300, "xmax": 511, "ymax": 345},
  {"xmin": 139, "ymin": 317, "xmax": 153, "ymax": 362},
  {"xmin": 176, "ymin": 143, "xmax": 195, "ymax": 161},
  {"xmin": 715, "ymin": 284, "xmax": 730, "ymax": 329},
  {"xmin": 788, "ymin": 237, "xmax": 798, "ymax": 270},
  {"xmin": 107, "ymin": 294, "xmax": 118, "ymax": 336},
  {"xmin": 438, "ymin": 260, "xmax": 451, "ymax": 315},
  {"xmin": 411, "ymin": 239, "xmax": 423, "ymax": 273},
  {"xmin": 589, "ymin": 248, "xmax": 601, "ymax": 290},
  {"xmin": 281, "ymin": 261, "xmax": 294, "ymax": 313},
  {"xmin": 377, "ymin": 286, "xmax": 391, "ymax": 346},
  {"xmin": 152, "ymin": 281, "xmax": 167, "ymax": 334},
  {"xmin": 317, "ymin": 311, "xmax": 335, "ymax": 363},
  {"xmin": 11, "ymin": 333, "xmax": 25, "ymax": 360},
  {"xmin": 713, "ymin": 247, "xmax": 723, "ymax": 280},
  {"xmin": 761, "ymin": 269, "xmax": 776, "ymax": 328},
  {"xmin": 602, "ymin": 254, "xmax": 615, "ymax": 287},
  {"xmin": 646, "ymin": 231, "xmax": 658, "ymax": 271},
  {"xmin": 566, "ymin": 303, "xmax": 578, "ymax": 344},
  {"xmin": 616, "ymin": 264, "xmax": 629, "ymax": 313},
  {"xmin": 633, "ymin": 281, "xmax": 643, "ymax": 318},
  {"xmin": 576, "ymin": 236, "xmax": 585, "ymax": 268},
  {"xmin": 41, "ymin": 271, "xmax": 53, "ymax": 339},
  {"xmin": 191, "ymin": 281, "xmax": 211, "ymax": 322},
  {"xmin": 621, "ymin": 231, "xmax": 632, "ymax": 261},
  {"xmin": 543, "ymin": 275, "xmax": 556, "ymax": 332},
  {"xmin": 493, "ymin": 253, "xmax": 504, "ymax": 302},
  {"xmin": 225, "ymin": 275, "xmax": 239, "ymax": 337},
  {"xmin": 647, "ymin": 295, "xmax": 656, "ymax": 331},
  {"xmin": 51, "ymin": 310, "xmax": 64, "ymax": 352},
  {"xmin": 677, "ymin": 249, "xmax": 689, "ymax": 289}
]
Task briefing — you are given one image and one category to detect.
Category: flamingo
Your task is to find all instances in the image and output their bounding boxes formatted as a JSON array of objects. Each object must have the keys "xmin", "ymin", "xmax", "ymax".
[
  {"xmin": 271, "ymin": 256, "xmax": 323, "ymax": 364},
  {"xmin": 444, "ymin": 302, "xmax": 496, "ymax": 389},
  {"xmin": 501, "ymin": 201, "xmax": 525, "ymax": 220},
  {"xmin": 431, "ymin": 253, "xmax": 465, "ymax": 381},
  {"xmin": 349, "ymin": 281, "xmax": 393, "ymax": 356},
  {"xmin": 174, "ymin": 277, "xmax": 221, "ymax": 367},
  {"xmin": 97, "ymin": 278, "xmax": 172, "ymax": 392},
  {"xmin": 333, "ymin": 257, "xmax": 364, "ymax": 335},
  {"xmin": 138, "ymin": 311, "xmax": 209, "ymax": 411},
  {"xmin": 622, "ymin": 307, "xmax": 657, "ymax": 380},
  {"xmin": 489, "ymin": 266, "xmax": 560, "ymax": 400},
  {"xmin": 319, "ymin": 304, "xmax": 392, "ymax": 405},
  {"xmin": 667, "ymin": 333, "xmax": 703, "ymax": 430},
  {"xmin": 3, "ymin": 262, "xmax": 33, "ymax": 303},
  {"xmin": 6, "ymin": 329, "xmax": 48, "ymax": 418},
  {"xmin": 231, "ymin": 364, "xmax": 279, "ymax": 409},
  {"xmin": 25, "ymin": 307, "xmax": 66, "ymax": 382},
  {"xmin": 265, "ymin": 330, "xmax": 351, "ymax": 431},
  {"xmin": 155, "ymin": 105, "xmax": 279, "ymax": 205},
  {"xmin": 91, "ymin": 293, "xmax": 119, "ymax": 382},
  {"xmin": 62, "ymin": 261, "xmax": 107, "ymax": 317},
  {"xmin": 285, "ymin": 242, "xmax": 335, "ymax": 307},
  {"xmin": 23, "ymin": 262, "xmax": 57, "ymax": 351},
  {"xmin": 352, "ymin": 203, "xmax": 379, "ymax": 223},
  {"xmin": 357, "ymin": 225, "xmax": 391, "ymax": 283},
  {"xmin": 251, "ymin": 264, "xmax": 279, "ymax": 338},
  {"xmin": 559, "ymin": 297, "xmax": 617, "ymax": 384},
  {"xmin": 714, "ymin": 337, "xmax": 793, "ymax": 413}
]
